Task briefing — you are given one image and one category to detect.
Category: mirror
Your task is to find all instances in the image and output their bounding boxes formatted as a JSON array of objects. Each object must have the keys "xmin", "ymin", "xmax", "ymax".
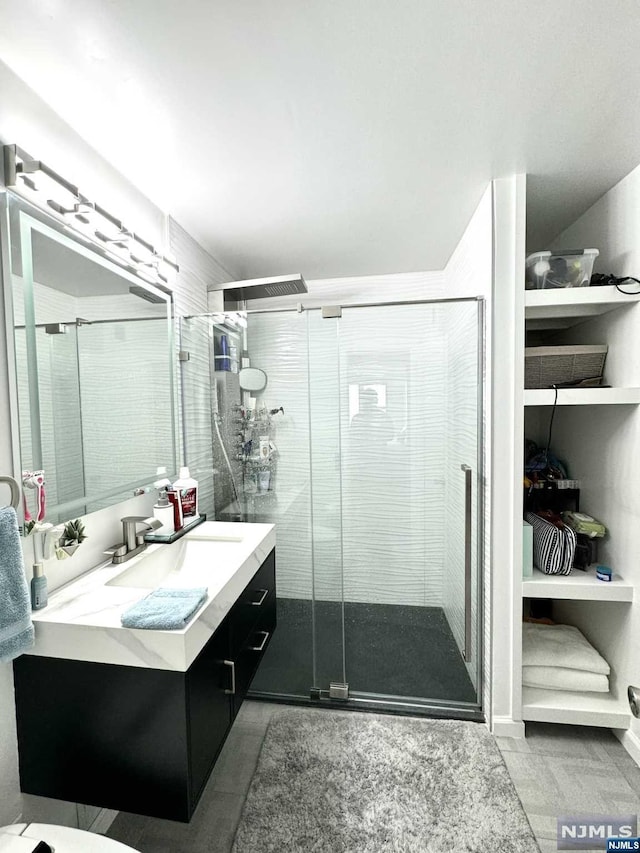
[
  {"xmin": 239, "ymin": 367, "xmax": 267, "ymax": 393},
  {"xmin": 2, "ymin": 192, "xmax": 179, "ymax": 524}
]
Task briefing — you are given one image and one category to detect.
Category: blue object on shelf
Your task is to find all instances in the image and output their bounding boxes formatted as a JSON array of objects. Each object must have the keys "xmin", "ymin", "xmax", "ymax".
[
  {"xmin": 215, "ymin": 334, "xmax": 231, "ymax": 371},
  {"xmin": 596, "ymin": 565, "xmax": 612, "ymax": 582}
]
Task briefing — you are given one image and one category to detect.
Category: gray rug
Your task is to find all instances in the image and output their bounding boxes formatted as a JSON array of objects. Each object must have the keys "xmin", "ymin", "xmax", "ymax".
[{"xmin": 232, "ymin": 709, "xmax": 539, "ymax": 853}]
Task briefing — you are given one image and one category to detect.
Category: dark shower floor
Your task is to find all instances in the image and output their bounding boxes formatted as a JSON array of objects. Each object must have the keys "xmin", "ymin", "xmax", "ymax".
[{"xmin": 250, "ymin": 597, "xmax": 477, "ymax": 704}]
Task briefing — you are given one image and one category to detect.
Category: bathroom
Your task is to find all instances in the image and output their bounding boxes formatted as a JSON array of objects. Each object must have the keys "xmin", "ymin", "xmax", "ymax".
[{"xmin": 2, "ymin": 4, "xmax": 640, "ymax": 852}]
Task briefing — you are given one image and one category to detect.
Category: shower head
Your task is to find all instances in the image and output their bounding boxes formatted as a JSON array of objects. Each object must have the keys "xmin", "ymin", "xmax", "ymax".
[{"xmin": 217, "ymin": 274, "xmax": 307, "ymax": 309}]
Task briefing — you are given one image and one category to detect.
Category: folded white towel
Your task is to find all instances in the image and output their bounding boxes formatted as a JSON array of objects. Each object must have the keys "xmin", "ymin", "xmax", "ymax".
[
  {"xmin": 522, "ymin": 622, "xmax": 610, "ymax": 675},
  {"xmin": 523, "ymin": 665, "xmax": 609, "ymax": 693}
]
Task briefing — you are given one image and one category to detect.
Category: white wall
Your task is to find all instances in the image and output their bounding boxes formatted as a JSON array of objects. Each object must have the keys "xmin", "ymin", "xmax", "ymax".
[
  {"xmin": 548, "ymin": 164, "xmax": 640, "ymax": 749},
  {"xmin": 490, "ymin": 173, "xmax": 527, "ymax": 737},
  {"xmin": 0, "ymin": 60, "xmax": 232, "ymax": 827}
]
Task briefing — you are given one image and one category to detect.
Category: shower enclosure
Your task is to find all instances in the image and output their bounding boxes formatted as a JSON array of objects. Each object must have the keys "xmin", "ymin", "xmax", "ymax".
[{"xmin": 182, "ymin": 297, "xmax": 484, "ymax": 718}]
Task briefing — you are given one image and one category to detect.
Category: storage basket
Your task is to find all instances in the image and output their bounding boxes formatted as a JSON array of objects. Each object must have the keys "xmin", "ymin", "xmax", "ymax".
[{"xmin": 524, "ymin": 345, "xmax": 608, "ymax": 389}]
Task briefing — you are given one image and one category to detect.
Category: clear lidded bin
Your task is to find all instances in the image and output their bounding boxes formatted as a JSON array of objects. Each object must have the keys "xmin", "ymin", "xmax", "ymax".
[{"xmin": 525, "ymin": 249, "xmax": 599, "ymax": 289}]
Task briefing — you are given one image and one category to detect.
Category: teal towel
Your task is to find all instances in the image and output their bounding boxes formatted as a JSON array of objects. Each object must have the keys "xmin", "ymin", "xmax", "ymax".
[
  {"xmin": 0, "ymin": 507, "xmax": 34, "ymax": 662},
  {"xmin": 121, "ymin": 587, "xmax": 208, "ymax": 630}
]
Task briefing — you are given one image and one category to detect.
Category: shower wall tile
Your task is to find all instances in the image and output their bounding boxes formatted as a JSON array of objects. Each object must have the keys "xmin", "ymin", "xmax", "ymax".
[
  {"xmin": 169, "ymin": 216, "xmax": 238, "ymax": 518},
  {"xmin": 246, "ymin": 313, "xmax": 313, "ymax": 599},
  {"xmin": 247, "ymin": 305, "xmax": 449, "ymax": 608},
  {"xmin": 168, "ymin": 217, "xmax": 234, "ymax": 317}
]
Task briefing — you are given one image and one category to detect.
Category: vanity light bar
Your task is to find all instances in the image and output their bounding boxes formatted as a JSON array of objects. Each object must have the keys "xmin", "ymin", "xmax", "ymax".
[{"xmin": 3, "ymin": 144, "xmax": 179, "ymax": 289}]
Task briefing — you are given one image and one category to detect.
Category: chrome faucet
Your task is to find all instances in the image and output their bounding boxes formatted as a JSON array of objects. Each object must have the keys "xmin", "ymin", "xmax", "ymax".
[{"xmin": 105, "ymin": 516, "xmax": 163, "ymax": 565}]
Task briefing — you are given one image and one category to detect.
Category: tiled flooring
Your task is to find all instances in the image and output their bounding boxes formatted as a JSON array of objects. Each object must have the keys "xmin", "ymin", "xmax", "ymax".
[{"xmin": 107, "ymin": 701, "xmax": 640, "ymax": 852}]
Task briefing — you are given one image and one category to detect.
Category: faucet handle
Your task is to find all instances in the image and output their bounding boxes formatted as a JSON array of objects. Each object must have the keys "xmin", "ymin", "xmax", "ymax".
[{"xmin": 104, "ymin": 543, "xmax": 127, "ymax": 558}]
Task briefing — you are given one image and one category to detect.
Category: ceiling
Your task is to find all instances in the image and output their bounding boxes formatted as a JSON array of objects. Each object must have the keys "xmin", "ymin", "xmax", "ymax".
[{"xmin": 0, "ymin": 0, "xmax": 639, "ymax": 280}]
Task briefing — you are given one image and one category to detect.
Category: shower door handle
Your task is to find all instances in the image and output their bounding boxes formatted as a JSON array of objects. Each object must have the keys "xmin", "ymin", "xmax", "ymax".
[{"xmin": 461, "ymin": 464, "xmax": 473, "ymax": 664}]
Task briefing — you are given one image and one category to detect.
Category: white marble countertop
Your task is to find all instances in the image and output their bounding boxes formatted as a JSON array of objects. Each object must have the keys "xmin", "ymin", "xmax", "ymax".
[{"xmin": 28, "ymin": 521, "xmax": 275, "ymax": 672}]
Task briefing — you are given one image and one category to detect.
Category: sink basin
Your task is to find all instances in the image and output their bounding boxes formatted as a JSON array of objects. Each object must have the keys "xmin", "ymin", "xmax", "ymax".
[{"xmin": 106, "ymin": 533, "xmax": 243, "ymax": 589}]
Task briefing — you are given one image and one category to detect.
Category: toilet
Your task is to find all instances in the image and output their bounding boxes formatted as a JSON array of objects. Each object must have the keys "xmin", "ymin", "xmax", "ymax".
[{"xmin": 0, "ymin": 824, "xmax": 139, "ymax": 852}]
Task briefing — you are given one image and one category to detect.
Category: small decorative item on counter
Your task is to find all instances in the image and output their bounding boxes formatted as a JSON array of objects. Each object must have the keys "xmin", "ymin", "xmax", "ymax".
[
  {"xmin": 56, "ymin": 518, "xmax": 87, "ymax": 559},
  {"xmin": 596, "ymin": 565, "xmax": 612, "ymax": 582}
]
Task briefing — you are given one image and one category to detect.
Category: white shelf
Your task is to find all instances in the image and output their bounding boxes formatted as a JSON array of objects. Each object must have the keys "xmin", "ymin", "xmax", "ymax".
[
  {"xmin": 524, "ymin": 387, "xmax": 640, "ymax": 406},
  {"xmin": 525, "ymin": 286, "xmax": 640, "ymax": 330},
  {"xmin": 522, "ymin": 568, "xmax": 633, "ymax": 602},
  {"xmin": 522, "ymin": 687, "xmax": 630, "ymax": 728}
]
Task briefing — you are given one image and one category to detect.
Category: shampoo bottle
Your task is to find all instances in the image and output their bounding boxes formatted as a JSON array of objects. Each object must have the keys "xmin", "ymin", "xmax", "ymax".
[
  {"xmin": 30, "ymin": 562, "xmax": 48, "ymax": 610},
  {"xmin": 173, "ymin": 467, "xmax": 199, "ymax": 520}
]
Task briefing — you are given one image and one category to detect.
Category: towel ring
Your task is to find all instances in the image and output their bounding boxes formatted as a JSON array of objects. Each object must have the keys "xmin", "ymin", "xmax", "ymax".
[{"xmin": 0, "ymin": 475, "xmax": 20, "ymax": 510}]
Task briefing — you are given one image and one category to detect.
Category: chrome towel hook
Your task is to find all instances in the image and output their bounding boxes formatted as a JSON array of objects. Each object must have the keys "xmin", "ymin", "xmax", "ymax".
[{"xmin": 0, "ymin": 475, "xmax": 20, "ymax": 510}]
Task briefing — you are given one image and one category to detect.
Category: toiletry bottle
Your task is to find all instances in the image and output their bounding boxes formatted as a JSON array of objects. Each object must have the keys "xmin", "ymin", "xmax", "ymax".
[
  {"xmin": 167, "ymin": 489, "xmax": 184, "ymax": 531},
  {"xmin": 30, "ymin": 562, "xmax": 48, "ymax": 610},
  {"xmin": 173, "ymin": 467, "xmax": 199, "ymax": 520},
  {"xmin": 153, "ymin": 488, "xmax": 174, "ymax": 535}
]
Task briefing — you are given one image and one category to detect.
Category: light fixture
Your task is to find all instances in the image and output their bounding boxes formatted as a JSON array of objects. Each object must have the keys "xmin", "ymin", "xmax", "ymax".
[{"xmin": 3, "ymin": 144, "xmax": 179, "ymax": 288}]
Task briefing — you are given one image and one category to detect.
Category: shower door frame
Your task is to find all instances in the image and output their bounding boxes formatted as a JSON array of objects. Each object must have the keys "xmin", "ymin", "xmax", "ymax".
[{"xmin": 243, "ymin": 295, "xmax": 486, "ymax": 721}]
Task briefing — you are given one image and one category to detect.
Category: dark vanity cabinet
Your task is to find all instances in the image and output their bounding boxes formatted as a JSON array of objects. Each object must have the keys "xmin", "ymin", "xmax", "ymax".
[{"xmin": 12, "ymin": 548, "xmax": 276, "ymax": 822}]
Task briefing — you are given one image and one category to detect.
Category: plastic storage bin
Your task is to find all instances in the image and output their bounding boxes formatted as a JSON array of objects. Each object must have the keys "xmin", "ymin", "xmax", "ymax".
[
  {"xmin": 524, "ymin": 345, "xmax": 608, "ymax": 389},
  {"xmin": 525, "ymin": 249, "xmax": 599, "ymax": 290}
]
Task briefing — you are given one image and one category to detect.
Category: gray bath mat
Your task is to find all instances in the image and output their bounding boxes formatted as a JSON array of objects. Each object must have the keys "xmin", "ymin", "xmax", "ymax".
[{"xmin": 232, "ymin": 708, "xmax": 538, "ymax": 853}]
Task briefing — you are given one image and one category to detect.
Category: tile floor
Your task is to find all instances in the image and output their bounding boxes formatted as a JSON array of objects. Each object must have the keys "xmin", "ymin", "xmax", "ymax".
[{"xmin": 107, "ymin": 701, "xmax": 640, "ymax": 852}]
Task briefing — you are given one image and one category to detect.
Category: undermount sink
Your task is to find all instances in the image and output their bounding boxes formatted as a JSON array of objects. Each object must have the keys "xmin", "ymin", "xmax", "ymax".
[{"xmin": 106, "ymin": 531, "xmax": 244, "ymax": 589}]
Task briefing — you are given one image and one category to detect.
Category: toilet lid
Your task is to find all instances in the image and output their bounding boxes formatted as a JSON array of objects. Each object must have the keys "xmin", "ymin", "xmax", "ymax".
[{"xmin": 0, "ymin": 825, "xmax": 138, "ymax": 853}]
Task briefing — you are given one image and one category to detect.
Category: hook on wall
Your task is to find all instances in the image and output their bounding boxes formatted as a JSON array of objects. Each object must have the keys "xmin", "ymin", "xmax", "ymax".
[{"xmin": 0, "ymin": 475, "xmax": 20, "ymax": 510}]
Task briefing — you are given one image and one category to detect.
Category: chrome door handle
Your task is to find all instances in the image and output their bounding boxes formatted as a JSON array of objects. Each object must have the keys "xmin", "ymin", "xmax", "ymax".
[
  {"xmin": 249, "ymin": 631, "xmax": 270, "ymax": 652},
  {"xmin": 461, "ymin": 464, "xmax": 472, "ymax": 664},
  {"xmin": 250, "ymin": 588, "xmax": 269, "ymax": 606},
  {"xmin": 223, "ymin": 659, "xmax": 236, "ymax": 695}
]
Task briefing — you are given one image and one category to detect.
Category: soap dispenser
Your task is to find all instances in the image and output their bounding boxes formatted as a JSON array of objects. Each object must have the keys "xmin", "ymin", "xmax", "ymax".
[
  {"xmin": 153, "ymin": 488, "xmax": 174, "ymax": 535},
  {"xmin": 30, "ymin": 562, "xmax": 48, "ymax": 610}
]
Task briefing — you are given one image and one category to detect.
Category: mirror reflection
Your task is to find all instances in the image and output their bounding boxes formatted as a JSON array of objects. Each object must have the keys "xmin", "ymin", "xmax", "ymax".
[{"xmin": 5, "ymin": 194, "xmax": 178, "ymax": 523}]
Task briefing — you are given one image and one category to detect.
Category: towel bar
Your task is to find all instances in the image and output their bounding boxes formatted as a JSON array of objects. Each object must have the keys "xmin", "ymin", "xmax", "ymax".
[{"xmin": 0, "ymin": 475, "xmax": 20, "ymax": 510}]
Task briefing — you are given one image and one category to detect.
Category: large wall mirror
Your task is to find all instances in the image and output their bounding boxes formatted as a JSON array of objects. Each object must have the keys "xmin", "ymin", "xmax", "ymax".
[{"xmin": 2, "ymin": 191, "xmax": 179, "ymax": 524}]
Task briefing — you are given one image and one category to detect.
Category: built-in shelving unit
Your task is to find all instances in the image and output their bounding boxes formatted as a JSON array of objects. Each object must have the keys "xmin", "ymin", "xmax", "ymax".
[
  {"xmin": 520, "ymin": 284, "xmax": 638, "ymax": 732},
  {"xmin": 522, "ymin": 687, "xmax": 630, "ymax": 728},
  {"xmin": 525, "ymin": 285, "xmax": 640, "ymax": 330},
  {"xmin": 522, "ymin": 567, "xmax": 633, "ymax": 602},
  {"xmin": 524, "ymin": 387, "xmax": 640, "ymax": 406}
]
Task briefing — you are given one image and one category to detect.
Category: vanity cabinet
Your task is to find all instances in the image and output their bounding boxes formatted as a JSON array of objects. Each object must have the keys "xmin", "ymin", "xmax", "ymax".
[{"xmin": 13, "ymin": 548, "xmax": 276, "ymax": 822}]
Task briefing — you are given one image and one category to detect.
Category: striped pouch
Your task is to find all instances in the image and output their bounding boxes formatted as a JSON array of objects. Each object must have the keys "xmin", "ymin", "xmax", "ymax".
[{"xmin": 524, "ymin": 511, "xmax": 576, "ymax": 575}]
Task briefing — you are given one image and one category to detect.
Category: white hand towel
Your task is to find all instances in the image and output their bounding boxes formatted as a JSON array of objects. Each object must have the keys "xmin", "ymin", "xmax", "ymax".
[
  {"xmin": 523, "ymin": 665, "xmax": 609, "ymax": 693},
  {"xmin": 522, "ymin": 622, "xmax": 610, "ymax": 675}
]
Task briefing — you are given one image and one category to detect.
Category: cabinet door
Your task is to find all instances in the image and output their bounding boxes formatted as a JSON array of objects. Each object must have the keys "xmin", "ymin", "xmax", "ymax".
[
  {"xmin": 228, "ymin": 549, "xmax": 276, "ymax": 655},
  {"xmin": 232, "ymin": 593, "xmax": 277, "ymax": 716},
  {"xmin": 186, "ymin": 621, "xmax": 232, "ymax": 808}
]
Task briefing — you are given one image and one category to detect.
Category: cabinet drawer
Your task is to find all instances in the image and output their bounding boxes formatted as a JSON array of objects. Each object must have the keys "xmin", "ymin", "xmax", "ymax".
[
  {"xmin": 229, "ymin": 549, "xmax": 275, "ymax": 655},
  {"xmin": 231, "ymin": 596, "xmax": 277, "ymax": 712}
]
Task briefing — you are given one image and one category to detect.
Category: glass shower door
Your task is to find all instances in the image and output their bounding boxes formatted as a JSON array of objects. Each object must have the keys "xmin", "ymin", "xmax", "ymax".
[{"xmin": 307, "ymin": 298, "xmax": 483, "ymax": 713}]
